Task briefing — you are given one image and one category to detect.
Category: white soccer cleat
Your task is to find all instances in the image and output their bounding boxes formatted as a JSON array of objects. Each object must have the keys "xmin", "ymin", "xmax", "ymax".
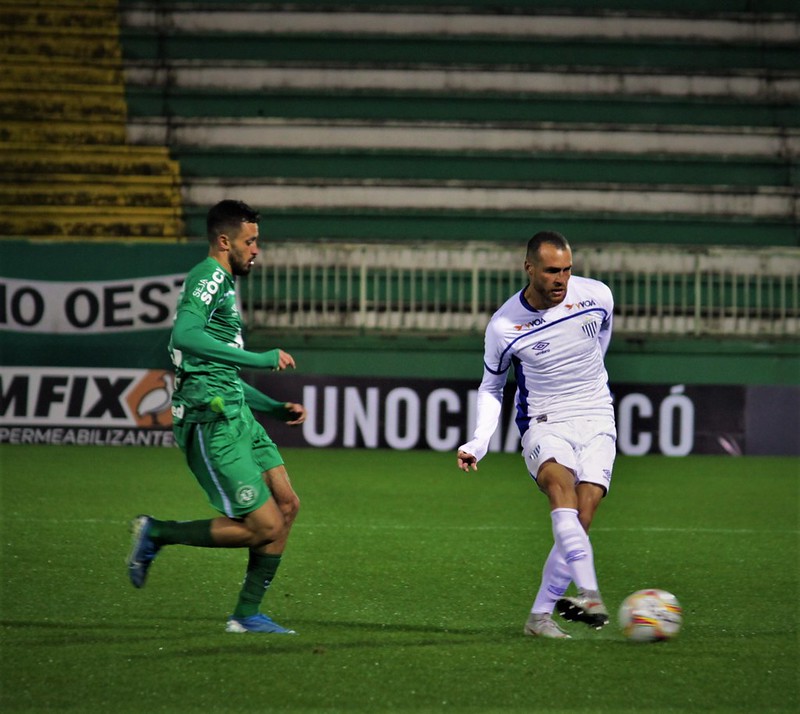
[{"xmin": 524, "ymin": 613, "xmax": 571, "ymax": 639}]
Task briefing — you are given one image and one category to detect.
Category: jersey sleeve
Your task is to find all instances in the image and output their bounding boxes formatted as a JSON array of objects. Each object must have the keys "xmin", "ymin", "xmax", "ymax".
[
  {"xmin": 597, "ymin": 283, "xmax": 614, "ymax": 357},
  {"xmin": 458, "ymin": 366, "xmax": 505, "ymax": 462},
  {"xmin": 172, "ymin": 309, "xmax": 280, "ymax": 370},
  {"xmin": 240, "ymin": 380, "xmax": 291, "ymax": 418},
  {"xmin": 482, "ymin": 316, "xmax": 514, "ymax": 375},
  {"xmin": 458, "ymin": 318, "xmax": 508, "ymax": 462}
]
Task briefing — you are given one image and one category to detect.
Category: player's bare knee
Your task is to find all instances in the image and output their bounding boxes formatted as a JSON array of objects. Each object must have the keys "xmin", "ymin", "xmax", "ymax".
[
  {"xmin": 576, "ymin": 483, "xmax": 604, "ymax": 530},
  {"xmin": 248, "ymin": 515, "xmax": 287, "ymax": 547}
]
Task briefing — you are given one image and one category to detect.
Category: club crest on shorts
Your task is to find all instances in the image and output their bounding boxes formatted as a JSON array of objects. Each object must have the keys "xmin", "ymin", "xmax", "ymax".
[{"xmin": 236, "ymin": 485, "xmax": 257, "ymax": 506}]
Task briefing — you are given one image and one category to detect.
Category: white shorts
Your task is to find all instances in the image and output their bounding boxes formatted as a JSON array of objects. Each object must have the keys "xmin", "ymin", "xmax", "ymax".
[{"xmin": 521, "ymin": 416, "xmax": 617, "ymax": 495}]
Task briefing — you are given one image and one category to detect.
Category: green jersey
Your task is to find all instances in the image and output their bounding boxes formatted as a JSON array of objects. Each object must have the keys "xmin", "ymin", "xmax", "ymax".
[{"xmin": 169, "ymin": 257, "xmax": 281, "ymax": 423}]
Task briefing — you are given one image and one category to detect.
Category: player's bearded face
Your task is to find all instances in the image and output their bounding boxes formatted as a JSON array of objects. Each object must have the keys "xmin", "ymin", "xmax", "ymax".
[
  {"xmin": 229, "ymin": 223, "xmax": 259, "ymax": 276},
  {"xmin": 526, "ymin": 245, "xmax": 572, "ymax": 308}
]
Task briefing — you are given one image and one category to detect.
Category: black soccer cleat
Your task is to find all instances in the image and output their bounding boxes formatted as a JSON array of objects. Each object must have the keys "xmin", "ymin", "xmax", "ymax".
[{"xmin": 556, "ymin": 594, "xmax": 610, "ymax": 630}]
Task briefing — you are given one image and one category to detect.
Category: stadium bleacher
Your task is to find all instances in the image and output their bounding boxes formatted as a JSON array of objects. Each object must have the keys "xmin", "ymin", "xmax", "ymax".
[
  {"xmin": 0, "ymin": 0, "xmax": 183, "ymax": 240},
  {"xmin": 118, "ymin": 0, "xmax": 799, "ymax": 247}
]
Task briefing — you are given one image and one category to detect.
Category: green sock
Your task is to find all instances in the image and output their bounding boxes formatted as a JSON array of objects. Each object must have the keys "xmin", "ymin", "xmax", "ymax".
[
  {"xmin": 233, "ymin": 552, "xmax": 282, "ymax": 619},
  {"xmin": 149, "ymin": 519, "xmax": 216, "ymax": 548}
]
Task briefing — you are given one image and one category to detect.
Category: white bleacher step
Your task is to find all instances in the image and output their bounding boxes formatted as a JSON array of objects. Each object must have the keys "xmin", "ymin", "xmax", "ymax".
[
  {"xmin": 121, "ymin": 9, "xmax": 800, "ymax": 43},
  {"xmin": 127, "ymin": 118, "xmax": 800, "ymax": 158},
  {"xmin": 183, "ymin": 179, "xmax": 797, "ymax": 219},
  {"xmin": 123, "ymin": 64, "xmax": 800, "ymax": 101}
]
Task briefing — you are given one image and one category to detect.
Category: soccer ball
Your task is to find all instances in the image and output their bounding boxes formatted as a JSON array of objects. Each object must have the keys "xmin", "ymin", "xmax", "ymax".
[{"xmin": 619, "ymin": 589, "xmax": 682, "ymax": 642}]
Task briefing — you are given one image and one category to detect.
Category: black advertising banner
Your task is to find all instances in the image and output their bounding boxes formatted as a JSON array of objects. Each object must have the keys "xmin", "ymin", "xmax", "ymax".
[
  {"xmin": 2, "ymin": 367, "xmax": 796, "ymax": 455},
  {"xmin": 247, "ymin": 374, "xmax": 750, "ymax": 457}
]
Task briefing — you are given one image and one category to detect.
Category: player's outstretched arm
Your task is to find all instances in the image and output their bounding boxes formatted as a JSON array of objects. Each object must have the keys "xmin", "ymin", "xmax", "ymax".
[
  {"xmin": 240, "ymin": 381, "xmax": 306, "ymax": 425},
  {"xmin": 172, "ymin": 310, "xmax": 284, "ymax": 370}
]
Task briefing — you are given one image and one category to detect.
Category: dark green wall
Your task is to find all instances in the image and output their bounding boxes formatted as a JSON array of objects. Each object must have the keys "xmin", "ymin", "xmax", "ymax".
[
  {"xmin": 247, "ymin": 331, "xmax": 800, "ymax": 386},
  {"xmin": 2, "ymin": 239, "xmax": 796, "ymax": 385}
]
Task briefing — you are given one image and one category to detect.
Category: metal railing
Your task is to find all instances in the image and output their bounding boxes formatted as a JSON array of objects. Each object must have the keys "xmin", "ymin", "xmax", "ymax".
[{"xmin": 242, "ymin": 242, "xmax": 800, "ymax": 338}]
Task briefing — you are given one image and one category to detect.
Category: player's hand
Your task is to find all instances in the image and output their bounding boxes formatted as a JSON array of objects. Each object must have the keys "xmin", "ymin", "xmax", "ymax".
[
  {"xmin": 457, "ymin": 450, "xmax": 478, "ymax": 472},
  {"xmin": 284, "ymin": 402, "xmax": 306, "ymax": 425},
  {"xmin": 275, "ymin": 350, "xmax": 296, "ymax": 370}
]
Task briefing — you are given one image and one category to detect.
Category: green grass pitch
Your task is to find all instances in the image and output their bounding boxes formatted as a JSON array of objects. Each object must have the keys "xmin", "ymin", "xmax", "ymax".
[{"xmin": 1, "ymin": 446, "xmax": 797, "ymax": 713}]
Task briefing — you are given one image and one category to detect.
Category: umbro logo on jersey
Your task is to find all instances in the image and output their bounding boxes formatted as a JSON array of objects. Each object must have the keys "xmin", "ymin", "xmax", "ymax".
[{"xmin": 531, "ymin": 342, "xmax": 551, "ymax": 355}]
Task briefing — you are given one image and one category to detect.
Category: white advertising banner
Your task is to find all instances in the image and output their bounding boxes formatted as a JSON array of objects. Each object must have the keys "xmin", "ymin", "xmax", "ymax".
[
  {"xmin": 0, "ymin": 367, "xmax": 174, "ymax": 446},
  {"xmin": 0, "ymin": 275, "xmax": 186, "ymax": 334}
]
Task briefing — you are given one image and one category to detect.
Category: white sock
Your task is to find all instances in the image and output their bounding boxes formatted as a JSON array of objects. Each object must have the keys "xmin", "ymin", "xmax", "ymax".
[
  {"xmin": 531, "ymin": 544, "xmax": 572, "ymax": 614},
  {"xmin": 551, "ymin": 507, "xmax": 598, "ymax": 593}
]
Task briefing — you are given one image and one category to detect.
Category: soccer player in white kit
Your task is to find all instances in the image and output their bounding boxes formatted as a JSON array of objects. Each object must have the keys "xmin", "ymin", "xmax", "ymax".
[{"xmin": 457, "ymin": 231, "xmax": 615, "ymax": 639}]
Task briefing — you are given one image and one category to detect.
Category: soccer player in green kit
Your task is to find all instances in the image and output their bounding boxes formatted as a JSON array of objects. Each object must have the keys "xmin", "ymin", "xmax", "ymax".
[{"xmin": 127, "ymin": 200, "xmax": 305, "ymax": 634}]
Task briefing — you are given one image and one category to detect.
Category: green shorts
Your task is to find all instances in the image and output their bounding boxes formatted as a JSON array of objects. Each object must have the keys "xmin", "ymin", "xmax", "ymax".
[{"xmin": 173, "ymin": 405, "xmax": 284, "ymax": 518}]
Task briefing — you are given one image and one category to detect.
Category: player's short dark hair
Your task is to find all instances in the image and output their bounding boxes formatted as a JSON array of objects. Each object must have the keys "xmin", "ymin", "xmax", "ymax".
[
  {"xmin": 206, "ymin": 200, "xmax": 260, "ymax": 242},
  {"xmin": 526, "ymin": 231, "xmax": 571, "ymax": 262}
]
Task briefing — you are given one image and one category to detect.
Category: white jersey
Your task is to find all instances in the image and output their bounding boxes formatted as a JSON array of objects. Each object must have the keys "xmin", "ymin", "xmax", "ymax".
[{"xmin": 460, "ymin": 275, "xmax": 614, "ymax": 462}]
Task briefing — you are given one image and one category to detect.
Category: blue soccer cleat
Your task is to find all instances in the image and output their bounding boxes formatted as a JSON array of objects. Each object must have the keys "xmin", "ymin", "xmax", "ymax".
[
  {"xmin": 225, "ymin": 613, "xmax": 296, "ymax": 634},
  {"xmin": 127, "ymin": 515, "xmax": 161, "ymax": 588}
]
